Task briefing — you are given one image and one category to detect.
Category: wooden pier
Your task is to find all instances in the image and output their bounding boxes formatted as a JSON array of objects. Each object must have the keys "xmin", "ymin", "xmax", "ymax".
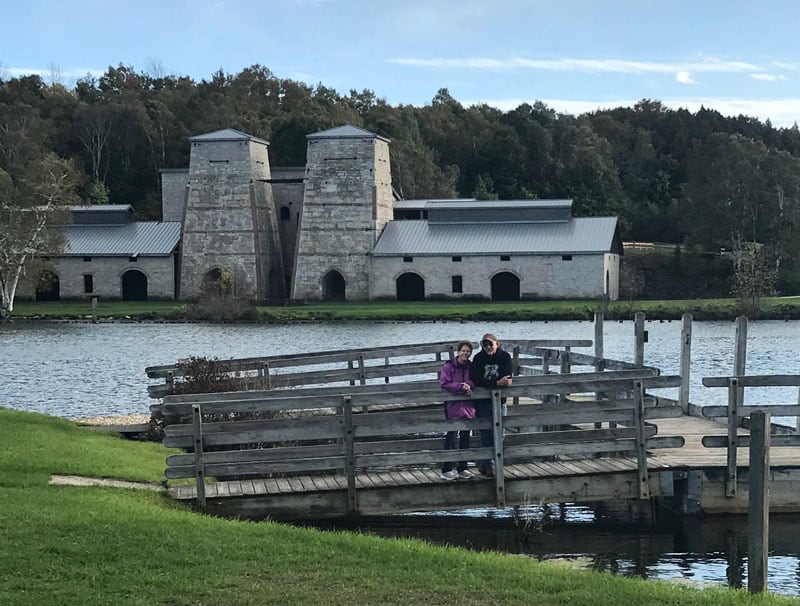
[{"xmin": 147, "ymin": 326, "xmax": 800, "ymax": 521}]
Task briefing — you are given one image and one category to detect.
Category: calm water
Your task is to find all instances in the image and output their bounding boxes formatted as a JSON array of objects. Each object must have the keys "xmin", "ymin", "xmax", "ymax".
[
  {"xmin": 3, "ymin": 318, "xmax": 800, "ymax": 594},
  {"xmin": 3, "ymin": 318, "xmax": 800, "ymax": 419}
]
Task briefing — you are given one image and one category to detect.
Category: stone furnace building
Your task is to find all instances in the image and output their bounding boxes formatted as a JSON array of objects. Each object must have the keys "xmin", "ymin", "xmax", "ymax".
[{"xmin": 34, "ymin": 124, "xmax": 621, "ymax": 302}]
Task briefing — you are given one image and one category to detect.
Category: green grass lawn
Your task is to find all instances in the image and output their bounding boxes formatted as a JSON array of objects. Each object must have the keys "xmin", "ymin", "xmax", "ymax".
[
  {"xmin": 1, "ymin": 408, "xmax": 798, "ymax": 605},
  {"xmin": 10, "ymin": 296, "xmax": 800, "ymax": 322}
]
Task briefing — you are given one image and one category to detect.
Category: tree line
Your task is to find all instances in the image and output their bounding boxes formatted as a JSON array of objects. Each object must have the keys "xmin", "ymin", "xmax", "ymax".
[{"xmin": 3, "ymin": 63, "xmax": 800, "ymax": 295}]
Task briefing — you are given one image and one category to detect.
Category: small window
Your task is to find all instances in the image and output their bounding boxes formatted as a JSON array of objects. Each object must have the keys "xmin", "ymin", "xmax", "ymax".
[
  {"xmin": 562, "ymin": 254, "xmax": 573, "ymax": 261},
  {"xmin": 403, "ymin": 256, "xmax": 413, "ymax": 263},
  {"xmin": 452, "ymin": 276, "xmax": 463, "ymax": 293},
  {"xmin": 451, "ymin": 256, "xmax": 462, "ymax": 262},
  {"xmin": 280, "ymin": 206, "xmax": 291, "ymax": 221},
  {"xmin": 128, "ymin": 256, "xmax": 138, "ymax": 262},
  {"xmin": 500, "ymin": 255, "xmax": 510, "ymax": 261},
  {"xmin": 83, "ymin": 275, "xmax": 94, "ymax": 294},
  {"xmin": 83, "ymin": 256, "xmax": 92, "ymax": 262}
]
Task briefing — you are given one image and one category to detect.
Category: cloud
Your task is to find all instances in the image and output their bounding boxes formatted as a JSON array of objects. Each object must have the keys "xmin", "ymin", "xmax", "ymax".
[
  {"xmin": 462, "ymin": 96, "xmax": 800, "ymax": 128},
  {"xmin": 676, "ymin": 71, "xmax": 696, "ymax": 84},
  {"xmin": 388, "ymin": 56, "xmax": 761, "ymax": 75},
  {"xmin": 750, "ymin": 73, "xmax": 786, "ymax": 82}
]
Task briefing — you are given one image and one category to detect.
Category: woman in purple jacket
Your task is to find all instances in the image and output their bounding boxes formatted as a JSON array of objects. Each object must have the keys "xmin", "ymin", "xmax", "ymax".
[{"xmin": 439, "ymin": 340, "xmax": 476, "ymax": 480}]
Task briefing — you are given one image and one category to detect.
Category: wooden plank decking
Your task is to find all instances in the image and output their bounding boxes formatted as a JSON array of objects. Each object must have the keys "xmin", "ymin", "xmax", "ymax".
[{"xmin": 168, "ymin": 413, "xmax": 800, "ymax": 520}]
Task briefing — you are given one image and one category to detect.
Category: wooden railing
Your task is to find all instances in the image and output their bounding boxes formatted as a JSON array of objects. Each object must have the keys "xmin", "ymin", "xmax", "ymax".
[
  {"xmin": 701, "ymin": 374, "xmax": 800, "ymax": 498},
  {"xmin": 155, "ymin": 370, "xmax": 683, "ymax": 512},
  {"xmin": 144, "ymin": 339, "xmax": 660, "ymax": 399}
]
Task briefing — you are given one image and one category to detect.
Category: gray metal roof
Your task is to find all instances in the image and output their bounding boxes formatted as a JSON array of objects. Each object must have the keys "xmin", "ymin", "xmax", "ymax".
[
  {"xmin": 189, "ymin": 129, "xmax": 269, "ymax": 146},
  {"xmin": 425, "ymin": 199, "xmax": 572, "ymax": 211},
  {"xmin": 372, "ymin": 217, "xmax": 620, "ymax": 256},
  {"xmin": 61, "ymin": 222, "xmax": 181, "ymax": 256},
  {"xmin": 307, "ymin": 124, "xmax": 390, "ymax": 142},
  {"xmin": 394, "ymin": 198, "xmax": 476, "ymax": 210}
]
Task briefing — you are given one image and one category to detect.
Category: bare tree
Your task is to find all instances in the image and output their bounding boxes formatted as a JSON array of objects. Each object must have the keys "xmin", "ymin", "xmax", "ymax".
[{"xmin": 0, "ymin": 154, "xmax": 81, "ymax": 316}]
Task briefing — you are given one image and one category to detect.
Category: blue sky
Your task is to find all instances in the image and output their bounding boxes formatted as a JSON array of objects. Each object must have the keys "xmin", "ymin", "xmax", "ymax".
[{"xmin": 5, "ymin": 0, "xmax": 800, "ymax": 127}]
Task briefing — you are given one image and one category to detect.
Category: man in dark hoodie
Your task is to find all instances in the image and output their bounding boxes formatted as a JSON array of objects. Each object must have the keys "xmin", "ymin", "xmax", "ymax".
[{"xmin": 469, "ymin": 333, "xmax": 513, "ymax": 477}]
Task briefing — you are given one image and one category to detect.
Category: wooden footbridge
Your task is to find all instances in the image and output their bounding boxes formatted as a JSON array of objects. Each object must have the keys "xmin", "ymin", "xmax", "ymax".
[{"xmin": 146, "ymin": 316, "xmax": 800, "ymax": 521}]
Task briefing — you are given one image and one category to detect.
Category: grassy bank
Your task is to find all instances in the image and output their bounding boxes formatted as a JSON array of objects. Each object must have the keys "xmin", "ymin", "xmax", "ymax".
[
  {"xmin": 1, "ymin": 408, "xmax": 797, "ymax": 605},
  {"xmin": 9, "ymin": 296, "xmax": 800, "ymax": 322}
]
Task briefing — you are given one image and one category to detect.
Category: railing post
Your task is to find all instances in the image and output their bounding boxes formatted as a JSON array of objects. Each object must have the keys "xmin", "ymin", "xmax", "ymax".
[
  {"xmin": 357, "ymin": 353, "xmax": 366, "ymax": 386},
  {"xmin": 634, "ymin": 312, "xmax": 646, "ymax": 367},
  {"xmin": 192, "ymin": 404, "xmax": 206, "ymax": 509},
  {"xmin": 491, "ymin": 389, "xmax": 506, "ymax": 508},
  {"xmin": 512, "ymin": 346, "xmax": 520, "ymax": 406},
  {"xmin": 262, "ymin": 362, "xmax": 272, "ymax": 389},
  {"xmin": 166, "ymin": 370, "xmax": 174, "ymax": 395},
  {"xmin": 384, "ymin": 356, "xmax": 390, "ymax": 384},
  {"xmin": 633, "ymin": 381, "xmax": 650, "ymax": 499},
  {"xmin": 679, "ymin": 313, "xmax": 692, "ymax": 414},
  {"xmin": 558, "ymin": 348, "xmax": 571, "ymax": 403},
  {"xmin": 341, "ymin": 396, "xmax": 357, "ymax": 515},
  {"xmin": 734, "ymin": 316, "xmax": 748, "ymax": 376},
  {"xmin": 347, "ymin": 359, "xmax": 356, "ymax": 386},
  {"xmin": 594, "ymin": 312, "xmax": 606, "ymax": 428},
  {"xmin": 726, "ymin": 377, "xmax": 740, "ymax": 497},
  {"xmin": 594, "ymin": 311, "xmax": 604, "ymax": 362},
  {"xmin": 748, "ymin": 411, "xmax": 770, "ymax": 594}
]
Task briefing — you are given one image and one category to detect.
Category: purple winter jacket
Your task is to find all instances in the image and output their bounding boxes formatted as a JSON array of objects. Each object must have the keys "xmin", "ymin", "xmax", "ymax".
[{"xmin": 439, "ymin": 358, "xmax": 476, "ymax": 420}]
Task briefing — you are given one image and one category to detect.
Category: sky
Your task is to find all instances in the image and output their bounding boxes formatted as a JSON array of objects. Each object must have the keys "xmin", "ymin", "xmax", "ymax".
[{"xmin": 5, "ymin": 0, "xmax": 800, "ymax": 127}]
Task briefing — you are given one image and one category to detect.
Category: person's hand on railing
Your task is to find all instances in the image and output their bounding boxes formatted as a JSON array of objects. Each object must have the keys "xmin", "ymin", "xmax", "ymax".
[{"xmin": 497, "ymin": 375, "xmax": 512, "ymax": 388}]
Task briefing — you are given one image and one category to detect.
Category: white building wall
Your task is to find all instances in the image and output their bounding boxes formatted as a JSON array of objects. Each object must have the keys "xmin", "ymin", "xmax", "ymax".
[
  {"xmin": 53, "ymin": 256, "xmax": 176, "ymax": 299},
  {"xmin": 369, "ymin": 253, "xmax": 615, "ymax": 300},
  {"xmin": 604, "ymin": 253, "xmax": 620, "ymax": 301}
]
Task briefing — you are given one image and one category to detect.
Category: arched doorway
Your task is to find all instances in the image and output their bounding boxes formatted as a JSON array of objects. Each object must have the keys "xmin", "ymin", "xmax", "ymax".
[
  {"xmin": 203, "ymin": 267, "xmax": 233, "ymax": 297},
  {"xmin": 396, "ymin": 273, "xmax": 425, "ymax": 301},
  {"xmin": 35, "ymin": 270, "xmax": 60, "ymax": 301},
  {"xmin": 121, "ymin": 269, "xmax": 148, "ymax": 301},
  {"xmin": 491, "ymin": 272, "xmax": 520, "ymax": 301},
  {"xmin": 322, "ymin": 270, "xmax": 346, "ymax": 301}
]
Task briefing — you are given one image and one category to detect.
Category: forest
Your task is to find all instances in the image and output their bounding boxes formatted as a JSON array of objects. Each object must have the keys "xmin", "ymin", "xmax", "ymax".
[{"xmin": 2, "ymin": 63, "xmax": 800, "ymax": 295}]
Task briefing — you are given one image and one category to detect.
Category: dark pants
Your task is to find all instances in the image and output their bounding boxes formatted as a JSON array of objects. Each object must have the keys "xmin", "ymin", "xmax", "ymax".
[
  {"xmin": 442, "ymin": 430, "xmax": 471, "ymax": 473},
  {"xmin": 474, "ymin": 399, "xmax": 494, "ymax": 468}
]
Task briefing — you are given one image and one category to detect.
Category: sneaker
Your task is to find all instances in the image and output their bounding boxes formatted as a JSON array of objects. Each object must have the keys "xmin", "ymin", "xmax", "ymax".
[
  {"xmin": 440, "ymin": 470, "xmax": 458, "ymax": 481},
  {"xmin": 481, "ymin": 464, "xmax": 496, "ymax": 478},
  {"xmin": 457, "ymin": 469, "xmax": 473, "ymax": 479}
]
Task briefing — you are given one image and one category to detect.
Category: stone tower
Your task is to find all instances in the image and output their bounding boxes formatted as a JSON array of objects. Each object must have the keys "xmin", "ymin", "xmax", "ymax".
[
  {"xmin": 290, "ymin": 125, "xmax": 393, "ymax": 300},
  {"xmin": 179, "ymin": 129, "xmax": 285, "ymax": 301}
]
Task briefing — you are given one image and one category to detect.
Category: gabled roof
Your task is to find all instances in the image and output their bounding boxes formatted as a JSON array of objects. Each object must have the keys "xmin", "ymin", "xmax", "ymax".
[
  {"xmin": 307, "ymin": 124, "xmax": 390, "ymax": 142},
  {"xmin": 373, "ymin": 217, "xmax": 621, "ymax": 256},
  {"xmin": 189, "ymin": 128, "xmax": 269, "ymax": 146},
  {"xmin": 61, "ymin": 222, "xmax": 182, "ymax": 257}
]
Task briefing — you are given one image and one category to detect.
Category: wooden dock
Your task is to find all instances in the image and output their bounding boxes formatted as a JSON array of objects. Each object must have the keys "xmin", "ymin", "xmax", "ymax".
[{"xmin": 148, "ymin": 335, "xmax": 800, "ymax": 521}]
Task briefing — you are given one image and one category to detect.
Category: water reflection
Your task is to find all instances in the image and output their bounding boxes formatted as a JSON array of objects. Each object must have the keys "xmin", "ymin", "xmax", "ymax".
[{"xmin": 306, "ymin": 507, "xmax": 800, "ymax": 595}]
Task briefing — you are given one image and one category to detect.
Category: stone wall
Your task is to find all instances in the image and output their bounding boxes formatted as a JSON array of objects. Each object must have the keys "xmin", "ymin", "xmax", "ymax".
[
  {"xmin": 160, "ymin": 169, "xmax": 189, "ymax": 222},
  {"xmin": 53, "ymin": 255, "xmax": 176, "ymax": 299},
  {"xmin": 369, "ymin": 253, "xmax": 617, "ymax": 300},
  {"xmin": 291, "ymin": 135, "xmax": 392, "ymax": 300},
  {"xmin": 180, "ymin": 137, "xmax": 285, "ymax": 300},
  {"xmin": 271, "ymin": 173, "xmax": 304, "ymax": 290}
]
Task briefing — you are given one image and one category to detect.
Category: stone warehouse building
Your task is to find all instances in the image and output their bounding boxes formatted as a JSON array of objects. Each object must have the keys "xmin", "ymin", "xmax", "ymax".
[{"xmin": 33, "ymin": 125, "xmax": 621, "ymax": 302}]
